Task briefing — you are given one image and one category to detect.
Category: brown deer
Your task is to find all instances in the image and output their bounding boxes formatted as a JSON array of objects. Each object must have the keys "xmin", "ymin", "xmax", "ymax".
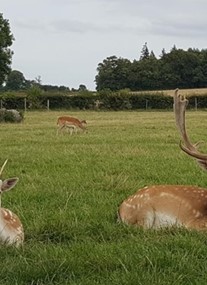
[
  {"xmin": 0, "ymin": 159, "xmax": 24, "ymax": 246},
  {"xmin": 57, "ymin": 116, "xmax": 87, "ymax": 135},
  {"xmin": 118, "ymin": 89, "xmax": 207, "ymax": 230}
]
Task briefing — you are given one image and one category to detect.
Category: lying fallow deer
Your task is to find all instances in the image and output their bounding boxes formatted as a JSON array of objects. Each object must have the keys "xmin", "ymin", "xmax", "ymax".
[
  {"xmin": 57, "ymin": 116, "xmax": 87, "ymax": 135},
  {"xmin": 118, "ymin": 89, "xmax": 207, "ymax": 230},
  {"xmin": 0, "ymin": 159, "xmax": 24, "ymax": 246}
]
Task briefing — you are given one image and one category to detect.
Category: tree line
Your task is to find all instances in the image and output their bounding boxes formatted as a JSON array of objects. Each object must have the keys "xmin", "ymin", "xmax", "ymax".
[
  {"xmin": 95, "ymin": 43, "xmax": 207, "ymax": 91},
  {"xmin": 0, "ymin": 70, "xmax": 88, "ymax": 93}
]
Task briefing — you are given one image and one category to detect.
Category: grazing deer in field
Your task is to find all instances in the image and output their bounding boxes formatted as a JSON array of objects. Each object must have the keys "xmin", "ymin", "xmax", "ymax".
[
  {"xmin": 0, "ymin": 159, "xmax": 24, "ymax": 246},
  {"xmin": 64, "ymin": 124, "xmax": 78, "ymax": 135},
  {"xmin": 57, "ymin": 116, "xmax": 87, "ymax": 135},
  {"xmin": 118, "ymin": 89, "xmax": 207, "ymax": 230}
]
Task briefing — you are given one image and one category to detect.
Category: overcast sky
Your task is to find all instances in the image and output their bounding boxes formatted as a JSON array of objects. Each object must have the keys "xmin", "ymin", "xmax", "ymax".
[{"xmin": 1, "ymin": 0, "xmax": 207, "ymax": 90}]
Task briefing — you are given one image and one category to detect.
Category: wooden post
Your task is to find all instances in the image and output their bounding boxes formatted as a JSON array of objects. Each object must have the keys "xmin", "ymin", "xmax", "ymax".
[
  {"xmin": 195, "ymin": 97, "xmax": 197, "ymax": 111},
  {"xmin": 145, "ymin": 99, "xmax": 148, "ymax": 110},
  {"xmin": 47, "ymin": 99, "xmax": 50, "ymax": 111},
  {"xmin": 24, "ymin": 98, "xmax": 27, "ymax": 112},
  {"xmin": 0, "ymin": 99, "xmax": 2, "ymax": 109}
]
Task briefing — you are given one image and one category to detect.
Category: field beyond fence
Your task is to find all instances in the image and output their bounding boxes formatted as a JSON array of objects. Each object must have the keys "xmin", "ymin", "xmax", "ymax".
[{"xmin": 0, "ymin": 110, "xmax": 207, "ymax": 284}]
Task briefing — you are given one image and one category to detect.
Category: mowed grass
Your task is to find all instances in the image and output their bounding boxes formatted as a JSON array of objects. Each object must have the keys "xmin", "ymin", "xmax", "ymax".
[{"xmin": 0, "ymin": 110, "xmax": 207, "ymax": 285}]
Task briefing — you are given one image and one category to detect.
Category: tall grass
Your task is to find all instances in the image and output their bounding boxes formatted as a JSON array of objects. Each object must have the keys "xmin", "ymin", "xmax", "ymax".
[{"xmin": 0, "ymin": 110, "xmax": 207, "ymax": 285}]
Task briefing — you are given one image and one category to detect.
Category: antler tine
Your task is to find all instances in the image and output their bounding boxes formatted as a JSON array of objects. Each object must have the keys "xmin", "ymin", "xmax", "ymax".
[
  {"xmin": 174, "ymin": 88, "xmax": 196, "ymax": 151},
  {"xmin": 179, "ymin": 142, "xmax": 207, "ymax": 170},
  {"xmin": 174, "ymin": 89, "xmax": 207, "ymax": 170},
  {"xmin": 0, "ymin": 159, "xmax": 8, "ymax": 177}
]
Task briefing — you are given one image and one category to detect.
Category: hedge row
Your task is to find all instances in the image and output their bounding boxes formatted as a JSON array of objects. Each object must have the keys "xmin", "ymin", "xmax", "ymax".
[{"xmin": 0, "ymin": 92, "xmax": 207, "ymax": 110}]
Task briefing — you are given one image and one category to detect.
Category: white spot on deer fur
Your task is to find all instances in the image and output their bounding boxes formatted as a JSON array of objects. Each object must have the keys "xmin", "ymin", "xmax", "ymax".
[
  {"xmin": 2, "ymin": 210, "xmax": 8, "ymax": 216},
  {"xmin": 124, "ymin": 202, "xmax": 135, "ymax": 208},
  {"xmin": 144, "ymin": 193, "xmax": 150, "ymax": 199},
  {"xmin": 159, "ymin": 192, "xmax": 184, "ymax": 202},
  {"xmin": 195, "ymin": 211, "xmax": 201, "ymax": 218},
  {"xmin": 16, "ymin": 227, "xmax": 22, "ymax": 233}
]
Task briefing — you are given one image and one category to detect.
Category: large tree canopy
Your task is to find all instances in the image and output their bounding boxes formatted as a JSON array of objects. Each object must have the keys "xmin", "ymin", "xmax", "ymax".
[
  {"xmin": 5, "ymin": 70, "xmax": 26, "ymax": 90},
  {"xmin": 95, "ymin": 43, "xmax": 207, "ymax": 91},
  {"xmin": 95, "ymin": 56, "xmax": 131, "ymax": 91},
  {"xmin": 0, "ymin": 13, "xmax": 14, "ymax": 86}
]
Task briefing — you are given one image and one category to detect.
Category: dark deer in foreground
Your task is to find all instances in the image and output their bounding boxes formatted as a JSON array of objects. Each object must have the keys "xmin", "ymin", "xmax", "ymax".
[
  {"xmin": 118, "ymin": 89, "xmax": 207, "ymax": 230},
  {"xmin": 0, "ymin": 160, "xmax": 24, "ymax": 246}
]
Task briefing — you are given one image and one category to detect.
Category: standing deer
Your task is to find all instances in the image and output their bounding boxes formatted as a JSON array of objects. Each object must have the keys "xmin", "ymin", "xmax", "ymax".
[
  {"xmin": 64, "ymin": 124, "xmax": 78, "ymax": 136},
  {"xmin": 57, "ymin": 116, "xmax": 87, "ymax": 135},
  {"xmin": 118, "ymin": 89, "xmax": 207, "ymax": 230},
  {"xmin": 0, "ymin": 160, "xmax": 24, "ymax": 246}
]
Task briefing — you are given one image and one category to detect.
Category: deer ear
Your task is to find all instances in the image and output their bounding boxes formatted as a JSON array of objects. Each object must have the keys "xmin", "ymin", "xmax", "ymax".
[{"xmin": 1, "ymin": 178, "xmax": 19, "ymax": 192}]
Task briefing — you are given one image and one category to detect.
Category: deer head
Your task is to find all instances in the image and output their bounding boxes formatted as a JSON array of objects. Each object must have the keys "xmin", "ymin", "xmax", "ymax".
[{"xmin": 0, "ymin": 159, "xmax": 24, "ymax": 246}]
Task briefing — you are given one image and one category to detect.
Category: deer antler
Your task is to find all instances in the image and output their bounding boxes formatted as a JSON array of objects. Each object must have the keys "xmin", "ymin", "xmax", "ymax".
[
  {"xmin": 173, "ymin": 89, "xmax": 207, "ymax": 170},
  {"xmin": 0, "ymin": 159, "xmax": 8, "ymax": 177}
]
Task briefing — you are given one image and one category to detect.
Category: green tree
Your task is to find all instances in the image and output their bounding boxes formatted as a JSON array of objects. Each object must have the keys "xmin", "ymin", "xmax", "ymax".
[
  {"xmin": 196, "ymin": 49, "xmax": 207, "ymax": 87},
  {"xmin": 159, "ymin": 48, "xmax": 200, "ymax": 89},
  {"xmin": 95, "ymin": 56, "xmax": 131, "ymax": 91},
  {"xmin": 0, "ymin": 13, "xmax": 14, "ymax": 86},
  {"xmin": 129, "ymin": 57, "xmax": 161, "ymax": 91},
  {"xmin": 160, "ymin": 48, "xmax": 166, "ymax": 58},
  {"xmin": 139, "ymin": 42, "xmax": 150, "ymax": 60},
  {"xmin": 78, "ymin": 84, "xmax": 87, "ymax": 91},
  {"xmin": 5, "ymin": 70, "xmax": 26, "ymax": 90},
  {"xmin": 27, "ymin": 85, "xmax": 44, "ymax": 109}
]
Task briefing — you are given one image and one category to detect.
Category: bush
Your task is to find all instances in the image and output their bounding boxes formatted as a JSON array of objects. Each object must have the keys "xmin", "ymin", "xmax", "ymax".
[
  {"xmin": 27, "ymin": 86, "xmax": 44, "ymax": 109},
  {"xmin": 0, "ymin": 109, "xmax": 24, "ymax": 123}
]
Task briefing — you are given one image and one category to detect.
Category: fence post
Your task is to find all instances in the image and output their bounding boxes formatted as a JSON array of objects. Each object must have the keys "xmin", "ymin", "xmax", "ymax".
[
  {"xmin": 0, "ymin": 99, "xmax": 2, "ymax": 109},
  {"xmin": 195, "ymin": 97, "xmax": 197, "ymax": 111},
  {"xmin": 145, "ymin": 99, "xmax": 148, "ymax": 110},
  {"xmin": 47, "ymin": 99, "xmax": 50, "ymax": 111},
  {"xmin": 24, "ymin": 98, "xmax": 27, "ymax": 112}
]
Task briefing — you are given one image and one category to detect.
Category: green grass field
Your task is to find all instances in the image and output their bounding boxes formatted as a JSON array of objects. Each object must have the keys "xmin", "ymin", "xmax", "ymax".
[{"xmin": 1, "ymin": 110, "xmax": 207, "ymax": 285}]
